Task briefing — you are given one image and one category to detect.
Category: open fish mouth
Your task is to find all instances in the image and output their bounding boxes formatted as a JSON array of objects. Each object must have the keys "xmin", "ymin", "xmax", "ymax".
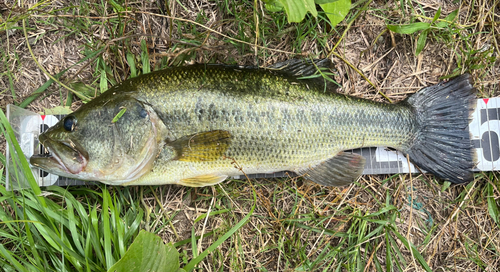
[{"xmin": 30, "ymin": 135, "xmax": 88, "ymax": 175}]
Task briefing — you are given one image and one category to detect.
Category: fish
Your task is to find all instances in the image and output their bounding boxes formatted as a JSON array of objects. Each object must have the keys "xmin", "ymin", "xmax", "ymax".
[{"xmin": 30, "ymin": 59, "xmax": 477, "ymax": 187}]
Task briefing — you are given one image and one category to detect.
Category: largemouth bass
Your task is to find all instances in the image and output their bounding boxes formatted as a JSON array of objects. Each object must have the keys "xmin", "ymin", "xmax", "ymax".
[{"xmin": 30, "ymin": 60, "xmax": 476, "ymax": 187}]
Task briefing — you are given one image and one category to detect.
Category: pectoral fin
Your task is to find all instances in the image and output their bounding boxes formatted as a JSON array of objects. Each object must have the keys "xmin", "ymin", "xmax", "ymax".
[
  {"xmin": 296, "ymin": 152, "xmax": 365, "ymax": 187},
  {"xmin": 179, "ymin": 174, "xmax": 228, "ymax": 187},
  {"xmin": 169, "ymin": 130, "xmax": 232, "ymax": 162}
]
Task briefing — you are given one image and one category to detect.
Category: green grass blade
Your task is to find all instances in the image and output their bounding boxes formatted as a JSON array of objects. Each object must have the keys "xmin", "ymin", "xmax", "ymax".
[
  {"xmin": 66, "ymin": 197, "xmax": 85, "ymax": 256},
  {"xmin": 17, "ymin": 46, "xmax": 104, "ymax": 107},
  {"xmin": 112, "ymin": 107, "xmax": 127, "ymax": 123},
  {"xmin": 173, "ymin": 230, "xmax": 216, "ymax": 248},
  {"xmin": 387, "ymin": 22, "xmax": 430, "ymax": 34},
  {"xmin": 391, "ymin": 227, "xmax": 432, "ymax": 271},
  {"xmin": 435, "ymin": 9, "xmax": 458, "ymax": 28},
  {"xmin": 184, "ymin": 191, "xmax": 256, "ymax": 272},
  {"xmin": 113, "ymin": 193, "xmax": 126, "ymax": 258},
  {"xmin": 0, "ymin": 110, "xmax": 41, "ymax": 197},
  {"xmin": 23, "ymin": 209, "xmax": 43, "ymax": 268},
  {"xmin": 191, "ymin": 225, "xmax": 198, "ymax": 259},
  {"xmin": 385, "ymin": 232, "xmax": 393, "ymax": 271},
  {"xmin": 127, "ymin": 52, "xmax": 137, "ymax": 78},
  {"xmin": 100, "ymin": 69, "xmax": 108, "ymax": 94},
  {"xmin": 415, "ymin": 28, "xmax": 429, "ymax": 56},
  {"xmin": 141, "ymin": 40, "xmax": 150, "ymax": 75},
  {"xmin": 90, "ymin": 204, "xmax": 105, "ymax": 266},
  {"xmin": 184, "ymin": 210, "xmax": 254, "ymax": 271},
  {"xmin": 487, "ymin": 182, "xmax": 499, "ymax": 224},
  {"xmin": 102, "ymin": 188, "xmax": 115, "ymax": 269},
  {"xmin": 431, "ymin": 7, "xmax": 441, "ymax": 23},
  {"xmin": 17, "ymin": 70, "xmax": 66, "ymax": 108},
  {"xmin": 0, "ymin": 244, "xmax": 31, "ymax": 272},
  {"xmin": 386, "ymin": 228, "xmax": 406, "ymax": 269}
]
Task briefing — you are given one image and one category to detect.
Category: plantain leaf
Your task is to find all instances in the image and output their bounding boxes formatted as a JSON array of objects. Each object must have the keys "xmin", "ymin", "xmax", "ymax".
[
  {"xmin": 277, "ymin": 0, "xmax": 317, "ymax": 22},
  {"xmin": 320, "ymin": 0, "xmax": 351, "ymax": 27},
  {"xmin": 262, "ymin": 0, "xmax": 351, "ymax": 27},
  {"xmin": 387, "ymin": 22, "xmax": 430, "ymax": 34},
  {"xmin": 107, "ymin": 230, "xmax": 184, "ymax": 272},
  {"xmin": 315, "ymin": 0, "xmax": 338, "ymax": 4},
  {"xmin": 262, "ymin": 0, "xmax": 284, "ymax": 12}
]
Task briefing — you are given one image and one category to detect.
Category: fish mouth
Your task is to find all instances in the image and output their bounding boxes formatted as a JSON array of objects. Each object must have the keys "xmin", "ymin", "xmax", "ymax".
[{"xmin": 30, "ymin": 135, "xmax": 89, "ymax": 175}]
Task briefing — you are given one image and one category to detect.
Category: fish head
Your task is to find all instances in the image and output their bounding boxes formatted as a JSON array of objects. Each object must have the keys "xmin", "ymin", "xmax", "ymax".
[{"xmin": 30, "ymin": 94, "xmax": 164, "ymax": 184}]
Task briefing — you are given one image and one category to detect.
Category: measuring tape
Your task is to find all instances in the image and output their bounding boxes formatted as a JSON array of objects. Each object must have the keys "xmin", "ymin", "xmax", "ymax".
[{"xmin": 5, "ymin": 98, "xmax": 497, "ymax": 189}]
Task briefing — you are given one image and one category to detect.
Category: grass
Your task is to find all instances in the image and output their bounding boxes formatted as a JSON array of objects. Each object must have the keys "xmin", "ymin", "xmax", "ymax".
[
  {"xmin": 0, "ymin": 0, "xmax": 499, "ymax": 271},
  {"xmin": 0, "ymin": 114, "xmax": 143, "ymax": 271}
]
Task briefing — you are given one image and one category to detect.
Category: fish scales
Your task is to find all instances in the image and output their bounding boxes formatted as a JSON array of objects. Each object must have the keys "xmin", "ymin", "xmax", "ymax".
[
  {"xmin": 30, "ymin": 61, "xmax": 476, "ymax": 186},
  {"xmin": 120, "ymin": 66, "xmax": 417, "ymax": 185}
]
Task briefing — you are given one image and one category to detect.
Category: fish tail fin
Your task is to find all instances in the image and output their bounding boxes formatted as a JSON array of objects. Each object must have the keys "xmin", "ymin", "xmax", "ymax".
[{"xmin": 404, "ymin": 74, "xmax": 477, "ymax": 184}]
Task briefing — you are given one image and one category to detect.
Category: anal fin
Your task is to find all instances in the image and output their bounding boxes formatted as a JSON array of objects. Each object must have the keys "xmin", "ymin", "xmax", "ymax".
[
  {"xmin": 178, "ymin": 174, "xmax": 228, "ymax": 187},
  {"xmin": 296, "ymin": 152, "xmax": 365, "ymax": 187}
]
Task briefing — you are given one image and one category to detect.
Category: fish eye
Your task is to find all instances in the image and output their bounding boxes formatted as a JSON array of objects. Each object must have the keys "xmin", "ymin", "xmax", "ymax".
[
  {"xmin": 63, "ymin": 116, "xmax": 77, "ymax": 132},
  {"xmin": 139, "ymin": 108, "xmax": 148, "ymax": 118}
]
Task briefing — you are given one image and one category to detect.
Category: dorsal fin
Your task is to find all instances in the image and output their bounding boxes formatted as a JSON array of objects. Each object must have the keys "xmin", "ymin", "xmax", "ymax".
[
  {"xmin": 267, "ymin": 59, "xmax": 338, "ymax": 90},
  {"xmin": 268, "ymin": 59, "xmax": 331, "ymax": 76}
]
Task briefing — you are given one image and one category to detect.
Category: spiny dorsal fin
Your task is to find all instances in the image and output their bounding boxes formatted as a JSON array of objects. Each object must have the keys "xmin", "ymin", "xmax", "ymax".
[
  {"xmin": 168, "ymin": 130, "xmax": 232, "ymax": 162},
  {"xmin": 268, "ymin": 59, "xmax": 331, "ymax": 77},
  {"xmin": 296, "ymin": 152, "xmax": 365, "ymax": 187},
  {"xmin": 267, "ymin": 59, "xmax": 337, "ymax": 90}
]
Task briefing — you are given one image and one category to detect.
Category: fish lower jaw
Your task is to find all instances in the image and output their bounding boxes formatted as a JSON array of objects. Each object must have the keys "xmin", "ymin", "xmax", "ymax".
[{"xmin": 30, "ymin": 146, "xmax": 71, "ymax": 175}]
